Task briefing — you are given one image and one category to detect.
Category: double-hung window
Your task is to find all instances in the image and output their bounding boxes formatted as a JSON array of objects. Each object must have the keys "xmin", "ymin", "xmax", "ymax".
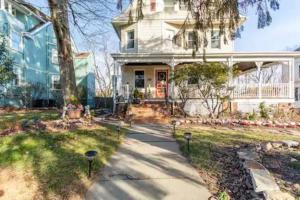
[
  {"xmin": 52, "ymin": 75, "xmax": 61, "ymax": 90},
  {"xmin": 211, "ymin": 31, "xmax": 221, "ymax": 49},
  {"xmin": 135, "ymin": 71, "xmax": 145, "ymax": 88},
  {"xmin": 52, "ymin": 49, "xmax": 59, "ymax": 65},
  {"xmin": 11, "ymin": 31, "xmax": 21, "ymax": 51},
  {"xmin": 187, "ymin": 31, "xmax": 195, "ymax": 49},
  {"xmin": 127, "ymin": 30, "xmax": 135, "ymax": 49}
]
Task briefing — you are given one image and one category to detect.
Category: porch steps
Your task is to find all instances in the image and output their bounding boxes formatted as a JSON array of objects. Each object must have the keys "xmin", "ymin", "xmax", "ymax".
[{"xmin": 127, "ymin": 103, "xmax": 171, "ymax": 124}]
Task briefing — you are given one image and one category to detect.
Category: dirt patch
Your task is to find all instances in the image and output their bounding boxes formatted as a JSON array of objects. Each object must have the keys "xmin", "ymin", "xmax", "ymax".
[
  {"xmin": 262, "ymin": 149, "xmax": 300, "ymax": 197},
  {"xmin": 0, "ymin": 167, "xmax": 39, "ymax": 200}
]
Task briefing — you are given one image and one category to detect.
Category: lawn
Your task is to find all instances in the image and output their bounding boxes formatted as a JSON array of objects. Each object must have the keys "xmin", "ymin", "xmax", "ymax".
[
  {"xmin": 0, "ymin": 110, "xmax": 60, "ymax": 131},
  {"xmin": 0, "ymin": 111, "xmax": 123, "ymax": 200}
]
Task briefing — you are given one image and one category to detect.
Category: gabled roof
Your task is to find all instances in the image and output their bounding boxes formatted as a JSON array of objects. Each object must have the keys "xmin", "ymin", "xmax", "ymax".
[{"xmin": 13, "ymin": 0, "xmax": 51, "ymax": 22}]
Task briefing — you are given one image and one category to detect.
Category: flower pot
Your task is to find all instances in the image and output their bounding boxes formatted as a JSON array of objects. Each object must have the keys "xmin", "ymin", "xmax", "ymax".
[{"xmin": 67, "ymin": 109, "xmax": 82, "ymax": 119}]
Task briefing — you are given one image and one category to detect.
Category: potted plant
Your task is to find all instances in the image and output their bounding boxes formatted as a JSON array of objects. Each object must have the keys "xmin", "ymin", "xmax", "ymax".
[
  {"xmin": 66, "ymin": 95, "xmax": 83, "ymax": 119},
  {"xmin": 132, "ymin": 88, "xmax": 141, "ymax": 104}
]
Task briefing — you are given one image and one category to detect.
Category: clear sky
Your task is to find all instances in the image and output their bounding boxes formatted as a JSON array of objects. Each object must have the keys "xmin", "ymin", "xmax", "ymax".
[
  {"xmin": 235, "ymin": 0, "xmax": 300, "ymax": 52},
  {"xmin": 28, "ymin": 0, "xmax": 300, "ymax": 52}
]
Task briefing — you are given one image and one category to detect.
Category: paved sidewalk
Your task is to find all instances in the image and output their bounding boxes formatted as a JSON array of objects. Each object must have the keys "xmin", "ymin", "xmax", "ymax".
[{"xmin": 85, "ymin": 124, "xmax": 212, "ymax": 200}]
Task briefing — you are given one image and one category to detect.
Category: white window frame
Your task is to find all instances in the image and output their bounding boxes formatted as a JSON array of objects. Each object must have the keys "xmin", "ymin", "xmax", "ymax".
[
  {"xmin": 13, "ymin": 67, "xmax": 22, "ymax": 86},
  {"xmin": 187, "ymin": 31, "xmax": 195, "ymax": 49},
  {"xmin": 211, "ymin": 30, "xmax": 221, "ymax": 49},
  {"xmin": 52, "ymin": 49, "xmax": 59, "ymax": 65},
  {"xmin": 51, "ymin": 75, "xmax": 61, "ymax": 90},
  {"xmin": 10, "ymin": 30, "xmax": 22, "ymax": 51},
  {"xmin": 126, "ymin": 30, "xmax": 135, "ymax": 49}
]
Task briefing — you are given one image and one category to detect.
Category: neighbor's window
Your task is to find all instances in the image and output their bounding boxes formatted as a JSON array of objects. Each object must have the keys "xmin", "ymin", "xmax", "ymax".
[
  {"xmin": 52, "ymin": 75, "xmax": 61, "ymax": 90},
  {"xmin": 127, "ymin": 30, "xmax": 135, "ymax": 49},
  {"xmin": 298, "ymin": 65, "xmax": 300, "ymax": 78},
  {"xmin": 211, "ymin": 31, "xmax": 221, "ymax": 49},
  {"xmin": 135, "ymin": 71, "xmax": 145, "ymax": 88},
  {"xmin": 52, "ymin": 49, "xmax": 59, "ymax": 64},
  {"xmin": 187, "ymin": 31, "xmax": 195, "ymax": 49},
  {"xmin": 150, "ymin": 0, "xmax": 156, "ymax": 12},
  {"xmin": 11, "ymin": 31, "xmax": 21, "ymax": 51}
]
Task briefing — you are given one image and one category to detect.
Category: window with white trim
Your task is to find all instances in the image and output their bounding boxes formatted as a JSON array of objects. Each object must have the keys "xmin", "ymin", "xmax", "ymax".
[
  {"xmin": 10, "ymin": 31, "xmax": 21, "ymax": 51},
  {"xmin": 187, "ymin": 31, "xmax": 195, "ymax": 49},
  {"xmin": 126, "ymin": 30, "xmax": 135, "ymax": 49},
  {"xmin": 211, "ymin": 31, "xmax": 221, "ymax": 49},
  {"xmin": 135, "ymin": 71, "xmax": 144, "ymax": 88},
  {"xmin": 52, "ymin": 49, "xmax": 59, "ymax": 64},
  {"xmin": 51, "ymin": 75, "xmax": 61, "ymax": 90}
]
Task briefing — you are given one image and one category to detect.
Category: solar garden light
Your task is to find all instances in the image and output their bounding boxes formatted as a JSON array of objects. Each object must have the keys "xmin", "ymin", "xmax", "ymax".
[
  {"xmin": 85, "ymin": 150, "xmax": 98, "ymax": 178},
  {"xmin": 117, "ymin": 123, "xmax": 121, "ymax": 140},
  {"xmin": 171, "ymin": 120, "xmax": 177, "ymax": 134},
  {"xmin": 184, "ymin": 132, "xmax": 192, "ymax": 154},
  {"xmin": 129, "ymin": 114, "xmax": 133, "ymax": 127}
]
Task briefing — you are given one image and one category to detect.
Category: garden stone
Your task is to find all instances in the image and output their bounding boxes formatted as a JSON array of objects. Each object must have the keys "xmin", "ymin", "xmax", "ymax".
[
  {"xmin": 262, "ymin": 142, "xmax": 272, "ymax": 151},
  {"xmin": 248, "ymin": 165, "xmax": 280, "ymax": 192},
  {"xmin": 290, "ymin": 158, "xmax": 298, "ymax": 162},
  {"xmin": 237, "ymin": 150, "xmax": 260, "ymax": 161},
  {"xmin": 282, "ymin": 140, "xmax": 299, "ymax": 148},
  {"xmin": 271, "ymin": 142, "xmax": 282, "ymax": 148},
  {"xmin": 263, "ymin": 191, "xmax": 295, "ymax": 200}
]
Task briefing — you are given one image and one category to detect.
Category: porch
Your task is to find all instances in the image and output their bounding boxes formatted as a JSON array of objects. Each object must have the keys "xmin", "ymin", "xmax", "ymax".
[{"xmin": 112, "ymin": 52, "xmax": 299, "ymax": 110}]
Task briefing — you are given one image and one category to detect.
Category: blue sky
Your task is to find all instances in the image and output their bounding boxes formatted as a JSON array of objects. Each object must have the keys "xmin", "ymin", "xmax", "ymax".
[
  {"xmin": 28, "ymin": 0, "xmax": 300, "ymax": 52},
  {"xmin": 235, "ymin": 0, "xmax": 300, "ymax": 51}
]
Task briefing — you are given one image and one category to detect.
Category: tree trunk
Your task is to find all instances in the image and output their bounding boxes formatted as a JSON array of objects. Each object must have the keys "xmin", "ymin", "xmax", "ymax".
[{"xmin": 48, "ymin": 0, "xmax": 77, "ymax": 104}]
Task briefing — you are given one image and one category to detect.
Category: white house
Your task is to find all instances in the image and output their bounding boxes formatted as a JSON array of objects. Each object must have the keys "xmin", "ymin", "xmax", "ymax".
[{"xmin": 111, "ymin": 0, "xmax": 300, "ymax": 115}]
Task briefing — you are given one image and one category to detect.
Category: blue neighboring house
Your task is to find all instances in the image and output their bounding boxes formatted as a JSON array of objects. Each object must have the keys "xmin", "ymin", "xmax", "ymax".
[{"xmin": 0, "ymin": 0, "xmax": 95, "ymax": 107}]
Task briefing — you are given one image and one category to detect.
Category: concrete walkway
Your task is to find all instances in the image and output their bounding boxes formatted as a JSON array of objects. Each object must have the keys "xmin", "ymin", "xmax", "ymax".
[{"xmin": 85, "ymin": 123, "xmax": 212, "ymax": 200}]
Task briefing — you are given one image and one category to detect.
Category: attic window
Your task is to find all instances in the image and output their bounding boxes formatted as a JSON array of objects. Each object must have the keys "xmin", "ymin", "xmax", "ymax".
[{"xmin": 150, "ymin": 0, "xmax": 156, "ymax": 12}]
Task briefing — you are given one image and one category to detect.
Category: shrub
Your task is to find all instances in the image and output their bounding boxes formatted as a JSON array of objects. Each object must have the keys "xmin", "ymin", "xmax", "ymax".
[{"xmin": 259, "ymin": 102, "xmax": 269, "ymax": 119}]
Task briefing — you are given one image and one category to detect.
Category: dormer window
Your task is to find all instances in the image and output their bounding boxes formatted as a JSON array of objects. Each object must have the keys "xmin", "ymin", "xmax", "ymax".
[
  {"xmin": 211, "ymin": 31, "xmax": 221, "ymax": 49},
  {"xmin": 150, "ymin": 0, "xmax": 156, "ymax": 12},
  {"xmin": 126, "ymin": 30, "xmax": 135, "ymax": 49}
]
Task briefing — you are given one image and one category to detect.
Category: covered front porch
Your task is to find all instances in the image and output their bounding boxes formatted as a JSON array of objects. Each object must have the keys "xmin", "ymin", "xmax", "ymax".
[{"xmin": 112, "ymin": 52, "xmax": 299, "ymax": 108}]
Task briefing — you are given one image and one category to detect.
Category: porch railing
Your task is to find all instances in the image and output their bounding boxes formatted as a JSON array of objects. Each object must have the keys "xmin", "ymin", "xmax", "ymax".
[
  {"xmin": 232, "ymin": 83, "xmax": 290, "ymax": 99},
  {"xmin": 120, "ymin": 83, "xmax": 291, "ymax": 101}
]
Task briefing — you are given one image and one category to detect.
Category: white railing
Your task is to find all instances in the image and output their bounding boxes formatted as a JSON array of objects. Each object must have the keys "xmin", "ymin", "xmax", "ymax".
[
  {"xmin": 121, "ymin": 83, "xmax": 291, "ymax": 101},
  {"xmin": 232, "ymin": 83, "xmax": 290, "ymax": 99}
]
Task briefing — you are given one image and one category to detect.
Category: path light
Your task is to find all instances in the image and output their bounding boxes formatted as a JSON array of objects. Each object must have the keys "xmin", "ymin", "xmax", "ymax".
[
  {"xmin": 85, "ymin": 150, "xmax": 98, "ymax": 178},
  {"xmin": 117, "ymin": 123, "xmax": 121, "ymax": 140},
  {"xmin": 171, "ymin": 120, "xmax": 177, "ymax": 135},
  {"xmin": 184, "ymin": 132, "xmax": 192, "ymax": 154}
]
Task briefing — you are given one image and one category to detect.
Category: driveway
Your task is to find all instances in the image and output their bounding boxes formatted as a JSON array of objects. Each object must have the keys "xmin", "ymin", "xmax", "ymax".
[{"xmin": 85, "ymin": 123, "xmax": 212, "ymax": 200}]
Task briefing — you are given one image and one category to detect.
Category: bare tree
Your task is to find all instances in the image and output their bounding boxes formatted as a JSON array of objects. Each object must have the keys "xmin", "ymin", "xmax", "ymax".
[{"xmin": 86, "ymin": 37, "xmax": 114, "ymax": 97}]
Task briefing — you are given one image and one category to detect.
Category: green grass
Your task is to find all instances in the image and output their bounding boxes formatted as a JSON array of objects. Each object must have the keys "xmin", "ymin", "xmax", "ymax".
[
  {"xmin": 0, "ymin": 110, "xmax": 60, "ymax": 131},
  {"xmin": 0, "ymin": 111, "xmax": 124, "ymax": 199},
  {"xmin": 175, "ymin": 126, "xmax": 300, "ymax": 173}
]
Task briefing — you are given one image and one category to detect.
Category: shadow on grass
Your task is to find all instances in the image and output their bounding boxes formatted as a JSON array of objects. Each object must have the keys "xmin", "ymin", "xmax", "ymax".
[{"xmin": 0, "ymin": 123, "xmax": 121, "ymax": 199}]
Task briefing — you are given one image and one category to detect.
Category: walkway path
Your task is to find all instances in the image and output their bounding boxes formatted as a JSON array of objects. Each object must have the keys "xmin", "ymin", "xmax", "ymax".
[{"xmin": 85, "ymin": 123, "xmax": 212, "ymax": 200}]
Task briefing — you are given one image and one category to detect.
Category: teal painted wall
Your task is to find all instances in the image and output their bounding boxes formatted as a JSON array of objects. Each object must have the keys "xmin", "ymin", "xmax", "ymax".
[{"xmin": 0, "ymin": 5, "xmax": 95, "ymax": 107}]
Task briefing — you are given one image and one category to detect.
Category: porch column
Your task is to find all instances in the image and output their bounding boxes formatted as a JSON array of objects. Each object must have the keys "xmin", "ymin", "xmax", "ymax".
[
  {"xmin": 227, "ymin": 56, "xmax": 234, "ymax": 85},
  {"xmin": 169, "ymin": 57, "xmax": 176, "ymax": 115},
  {"xmin": 0, "ymin": 0, "xmax": 4, "ymax": 10},
  {"xmin": 112, "ymin": 61, "xmax": 117, "ymax": 113},
  {"xmin": 256, "ymin": 62, "xmax": 263, "ymax": 99},
  {"xmin": 8, "ymin": 2, "xmax": 12, "ymax": 14},
  {"xmin": 289, "ymin": 59, "xmax": 294, "ymax": 99}
]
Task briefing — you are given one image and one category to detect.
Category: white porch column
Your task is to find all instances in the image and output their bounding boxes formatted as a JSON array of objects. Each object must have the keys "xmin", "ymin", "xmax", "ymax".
[
  {"xmin": 256, "ymin": 62, "xmax": 263, "ymax": 99},
  {"xmin": 289, "ymin": 59, "xmax": 294, "ymax": 99},
  {"xmin": 0, "ymin": 0, "xmax": 5, "ymax": 10},
  {"xmin": 112, "ymin": 61, "xmax": 117, "ymax": 113},
  {"xmin": 228, "ymin": 56, "xmax": 234, "ymax": 85},
  {"xmin": 169, "ymin": 57, "xmax": 177, "ymax": 115},
  {"xmin": 8, "ymin": 2, "xmax": 12, "ymax": 14}
]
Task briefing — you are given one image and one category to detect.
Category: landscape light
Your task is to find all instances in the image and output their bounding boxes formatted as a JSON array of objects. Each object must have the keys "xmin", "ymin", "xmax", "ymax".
[
  {"xmin": 85, "ymin": 150, "xmax": 98, "ymax": 178},
  {"xmin": 184, "ymin": 132, "xmax": 192, "ymax": 154}
]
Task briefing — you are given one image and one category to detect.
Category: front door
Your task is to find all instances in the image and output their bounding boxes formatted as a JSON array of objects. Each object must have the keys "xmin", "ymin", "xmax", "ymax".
[{"xmin": 156, "ymin": 70, "xmax": 168, "ymax": 98}]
